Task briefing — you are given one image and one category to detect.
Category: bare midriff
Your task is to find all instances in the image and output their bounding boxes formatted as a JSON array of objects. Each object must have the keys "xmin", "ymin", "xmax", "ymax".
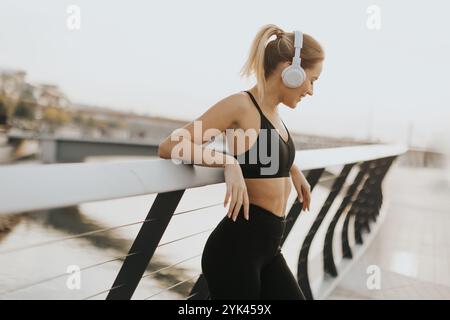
[{"xmin": 244, "ymin": 177, "xmax": 291, "ymax": 217}]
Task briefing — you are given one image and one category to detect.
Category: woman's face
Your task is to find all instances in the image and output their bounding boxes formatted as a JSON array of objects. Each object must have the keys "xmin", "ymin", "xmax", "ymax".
[{"xmin": 279, "ymin": 61, "xmax": 323, "ymax": 108}]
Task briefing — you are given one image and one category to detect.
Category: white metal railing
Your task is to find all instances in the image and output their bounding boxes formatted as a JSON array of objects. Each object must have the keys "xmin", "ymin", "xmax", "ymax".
[
  {"xmin": 0, "ymin": 143, "xmax": 408, "ymax": 300},
  {"xmin": 0, "ymin": 143, "xmax": 407, "ymax": 216}
]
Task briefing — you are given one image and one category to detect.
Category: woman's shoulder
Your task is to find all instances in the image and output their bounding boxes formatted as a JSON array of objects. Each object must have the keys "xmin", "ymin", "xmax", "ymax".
[
  {"xmin": 217, "ymin": 91, "xmax": 260, "ymax": 130},
  {"xmin": 228, "ymin": 91, "xmax": 257, "ymax": 112},
  {"xmin": 214, "ymin": 91, "xmax": 253, "ymax": 117}
]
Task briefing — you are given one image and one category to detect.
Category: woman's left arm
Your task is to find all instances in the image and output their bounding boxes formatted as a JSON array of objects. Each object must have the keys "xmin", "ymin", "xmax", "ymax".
[{"xmin": 290, "ymin": 164, "xmax": 311, "ymax": 212}]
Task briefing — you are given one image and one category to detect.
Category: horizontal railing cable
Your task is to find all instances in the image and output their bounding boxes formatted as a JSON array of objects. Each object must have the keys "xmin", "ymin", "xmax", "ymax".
[
  {"xmin": 0, "ymin": 218, "xmax": 158, "ymax": 255},
  {"xmin": 185, "ymin": 291, "xmax": 200, "ymax": 300},
  {"xmin": 141, "ymin": 253, "xmax": 202, "ymax": 279},
  {"xmin": 0, "ymin": 202, "xmax": 225, "ymax": 256},
  {"xmin": 0, "ymin": 252, "xmax": 139, "ymax": 297},
  {"xmin": 83, "ymin": 253, "xmax": 203, "ymax": 300},
  {"xmin": 143, "ymin": 273, "xmax": 201, "ymax": 300},
  {"xmin": 83, "ymin": 284, "xmax": 124, "ymax": 300},
  {"xmin": 156, "ymin": 228, "xmax": 215, "ymax": 248},
  {"xmin": 172, "ymin": 202, "xmax": 223, "ymax": 217}
]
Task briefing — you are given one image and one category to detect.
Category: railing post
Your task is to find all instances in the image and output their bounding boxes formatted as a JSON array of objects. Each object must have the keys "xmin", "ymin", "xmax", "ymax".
[
  {"xmin": 341, "ymin": 161, "xmax": 374, "ymax": 258},
  {"xmin": 281, "ymin": 168, "xmax": 325, "ymax": 245},
  {"xmin": 352, "ymin": 161, "xmax": 379, "ymax": 244},
  {"xmin": 323, "ymin": 161, "xmax": 368, "ymax": 277},
  {"xmin": 354, "ymin": 157, "xmax": 396, "ymax": 244},
  {"xmin": 342, "ymin": 160, "xmax": 376, "ymax": 245},
  {"xmin": 297, "ymin": 163, "xmax": 353, "ymax": 300},
  {"xmin": 368, "ymin": 156, "xmax": 396, "ymax": 223},
  {"xmin": 106, "ymin": 190, "xmax": 185, "ymax": 300}
]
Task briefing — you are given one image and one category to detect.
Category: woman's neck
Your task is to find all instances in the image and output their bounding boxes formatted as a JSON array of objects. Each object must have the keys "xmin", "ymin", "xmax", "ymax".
[{"xmin": 248, "ymin": 84, "xmax": 281, "ymax": 115}]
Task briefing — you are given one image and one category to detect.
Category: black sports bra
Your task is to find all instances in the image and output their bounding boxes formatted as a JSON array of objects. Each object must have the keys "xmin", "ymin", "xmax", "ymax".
[{"xmin": 231, "ymin": 90, "xmax": 296, "ymax": 178}]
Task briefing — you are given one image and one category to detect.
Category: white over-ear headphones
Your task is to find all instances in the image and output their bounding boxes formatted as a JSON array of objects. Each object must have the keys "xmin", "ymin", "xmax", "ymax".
[{"xmin": 281, "ymin": 30, "xmax": 306, "ymax": 88}]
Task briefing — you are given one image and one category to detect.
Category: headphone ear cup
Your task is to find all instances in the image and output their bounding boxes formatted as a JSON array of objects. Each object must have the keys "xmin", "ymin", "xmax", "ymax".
[
  {"xmin": 297, "ymin": 67, "xmax": 306, "ymax": 85},
  {"xmin": 281, "ymin": 65, "xmax": 306, "ymax": 88}
]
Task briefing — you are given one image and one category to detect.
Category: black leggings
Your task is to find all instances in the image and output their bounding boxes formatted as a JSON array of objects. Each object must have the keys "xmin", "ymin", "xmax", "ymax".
[{"xmin": 201, "ymin": 203, "xmax": 305, "ymax": 300}]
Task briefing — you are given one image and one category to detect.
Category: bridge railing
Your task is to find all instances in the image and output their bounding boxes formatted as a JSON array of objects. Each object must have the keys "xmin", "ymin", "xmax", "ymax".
[{"xmin": 0, "ymin": 143, "xmax": 407, "ymax": 299}]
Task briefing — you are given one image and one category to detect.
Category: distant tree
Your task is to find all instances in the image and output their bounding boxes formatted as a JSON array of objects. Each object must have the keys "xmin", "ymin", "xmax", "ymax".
[
  {"xmin": 72, "ymin": 113, "xmax": 84, "ymax": 125},
  {"xmin": 0, "ymin": 100, "xmax": 7, "ymax": 126},
  {"xmin": 19, "ymin": 84, "xmax": 37, "ymax": 105},
  {"xmin": 42, "ymin": 106, "xmax": 70, "ymax": 128},
  {"xmin": 85, "ymin": 117, "xmax": 96, "ymax": 127},
  {"xmin": 13, "ymin": 101, "xmax": 35, "ymax": 120},
  {"xmin": 106, "ymin": 119, "xmax": 119, "ymax": 129}
]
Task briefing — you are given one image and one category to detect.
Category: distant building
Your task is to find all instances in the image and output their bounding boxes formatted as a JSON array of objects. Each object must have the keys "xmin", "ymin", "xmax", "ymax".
[
  {"xmin": 35, "ymin": 84, "xmax": 71, "ymax": 109},
  {"xmin": 71, "ymin": 103, "xmax": 187, "ymax": 141},
  {"xmin": 0, "ymin": 68, "xmax": 72, "ymax": 124},
  {"xmin": 0, "ymin": 68, "xmax": 27, "ymax": 100}
]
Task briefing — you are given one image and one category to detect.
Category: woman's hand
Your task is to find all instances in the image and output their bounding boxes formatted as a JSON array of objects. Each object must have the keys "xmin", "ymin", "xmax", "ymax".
[
  {"xmin": 291, "ymin": 168, "xmax": 311, "ymax": 212},
  {"xmin": 223, "ymin": 159, "xmax": 249, "ymax": 221}
]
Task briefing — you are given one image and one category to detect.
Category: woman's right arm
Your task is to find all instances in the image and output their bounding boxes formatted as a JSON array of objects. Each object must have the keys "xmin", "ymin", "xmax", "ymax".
[{"xmin": 157, "ymin": 93, "xmax": 250, "ymax": 221}]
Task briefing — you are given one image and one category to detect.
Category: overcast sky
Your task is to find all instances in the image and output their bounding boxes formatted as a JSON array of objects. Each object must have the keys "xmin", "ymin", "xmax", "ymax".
[{"xmin": 1, "ymin": 0, "xmax": 449, "ymax": 150}]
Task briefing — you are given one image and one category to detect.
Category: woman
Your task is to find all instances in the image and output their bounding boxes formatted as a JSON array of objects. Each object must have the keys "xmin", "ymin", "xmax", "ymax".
[{"xmin": 158, "ymin": 24, "xmax": 324, "ymax": 299}]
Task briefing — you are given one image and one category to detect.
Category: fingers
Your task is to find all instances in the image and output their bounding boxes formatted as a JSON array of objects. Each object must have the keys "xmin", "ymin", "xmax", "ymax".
[
  {"xmin": 301, "ymin": 188, "xmax": 306, "ymax": 211},
  {"xmin": 243, "ymin": 189, "xmax": 249, "ymax": 221},
  {"xmin": 306, "ymin": 192, "xmax": 311, "ymax": 211},
  {"xmin": 302, "ymin": 187, "xmax": 311, "ymax": 212},
  {"xmin": 224, "ymin": 186, "xmax": 231, "ymax": 208},
  {"xmin": 227, "ymin": 187, "xmax": 238, "ymax": 219},
  {"xmin": 225, "ymin": 184, "xmax": 247, "ymax": 222},
  {"xmin": 231, "ymin": 191, "xmax": 243, "ymax": 222}
]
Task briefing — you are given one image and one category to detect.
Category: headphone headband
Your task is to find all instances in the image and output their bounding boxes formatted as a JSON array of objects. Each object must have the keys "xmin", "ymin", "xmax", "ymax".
[
  {"xmin": 292, "ymin": 30, "xmax": 303, "ymax": 67},
  {"xmin": 294, "ymin": 30, "xmax": 303, "ymax": 48}
]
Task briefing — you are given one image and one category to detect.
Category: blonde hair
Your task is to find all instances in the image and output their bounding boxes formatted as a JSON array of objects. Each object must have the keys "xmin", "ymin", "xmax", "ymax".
[{"xmin": 240, "ymin": 24, "xmax": 325, "ymax": 103}]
